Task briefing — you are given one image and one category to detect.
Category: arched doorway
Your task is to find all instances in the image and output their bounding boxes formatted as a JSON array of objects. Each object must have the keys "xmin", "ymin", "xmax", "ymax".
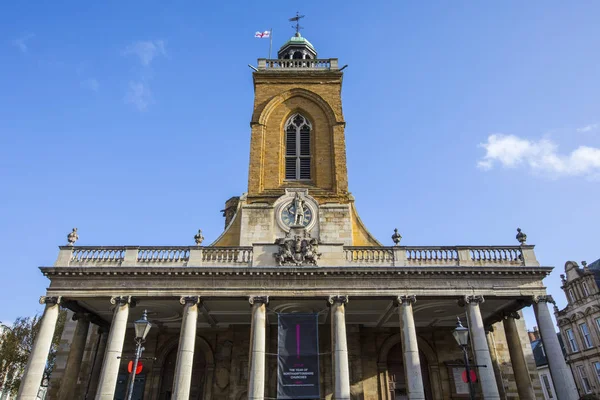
[
  {"xmin": 387, "ymin": 343, "xmax": 433, "ymax": 400},
  {"xmin": 158, "ymin": 344, "xmax": 206, "ymax": 400}
]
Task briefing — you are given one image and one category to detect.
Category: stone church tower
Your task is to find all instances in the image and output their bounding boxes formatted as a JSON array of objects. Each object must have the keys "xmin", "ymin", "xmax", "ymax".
[
  {"xmin": 16, "ymin": 31, "xmax": 580, "ymax": 400},
  {"xmin": 213, "ymin": 32, "xmax": 379, "ymax": 248}
]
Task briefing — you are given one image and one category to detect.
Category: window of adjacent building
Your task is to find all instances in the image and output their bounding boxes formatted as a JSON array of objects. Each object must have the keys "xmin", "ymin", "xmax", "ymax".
[
  {"xmin": 596, "ymin": 318, "xmax": 600, "ymax": 335},
  {"xmin": 594, "ymin": 362, "xmax": 600, "ymax": 385},
  {"xmin": 578, "ymin": 365, "xmax": 593, "ymax": 393},
  {"xmin": 569, "ymin": 288, "xmax": 576, "ymax": 303},
  {"xmin": 566, "ymin": 328, "xmax": 579, "ymax": 352},
  {"xmin": 541, "ymin": 374, "xmax": 554, "ymax": 399},
  {"xmin": 583, "ymin": 282, "xmax": 590, "ymax": 297},
  {"xmin": 285, "ymin": 114, "xmax": 311, "ymax": 181},
  {"xmin": 580, "ymin": 323, "xmax": 593, "ymax": 348}
]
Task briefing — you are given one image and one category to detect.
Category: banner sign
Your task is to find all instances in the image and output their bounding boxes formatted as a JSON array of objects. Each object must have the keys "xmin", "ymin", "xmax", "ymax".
[{"xmin": 277, "ymin": 313, "xmax": 320, "ymax": 399}]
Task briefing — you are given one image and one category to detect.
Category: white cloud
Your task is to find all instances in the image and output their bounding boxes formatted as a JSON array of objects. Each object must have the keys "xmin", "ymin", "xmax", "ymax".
[
  {"xmin": 477, "ymin": 134, "xmax": 600, "ymax": 178},
  {"xmin": 12, "ymin": 33, "xmax": 34, "ymax": 53},
  {"xmin": 124, "ymin": 81, "xmax": 153, "ymax": 111},
  {"xmin": 80, "ymin": 78, "xmax": 99, "ymax": 92},
  {"xmin": 578, "ymin": 123, "xmax": 599, "ymax": 133},
  {"xmin": 123, "ymin": 40, "xmax": 166, "ymax": 66}
]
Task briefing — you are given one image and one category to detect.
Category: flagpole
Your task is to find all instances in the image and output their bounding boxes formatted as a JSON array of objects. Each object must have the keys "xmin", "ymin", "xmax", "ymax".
[{"xmin": 269, "ymin": 27, "xmax": 273, "ymax": 59}]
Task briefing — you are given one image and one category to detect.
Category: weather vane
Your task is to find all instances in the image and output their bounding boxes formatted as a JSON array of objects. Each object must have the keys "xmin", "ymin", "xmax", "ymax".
[{"xmin": 289, "ymin": 11, "xmax": 305, "ymax": 35}]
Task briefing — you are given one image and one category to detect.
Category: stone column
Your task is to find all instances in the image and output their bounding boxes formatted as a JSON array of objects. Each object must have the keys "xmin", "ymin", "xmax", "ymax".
[
  {"xmin": 248, "ymin": 296, "xmax": 269, "ymax": 400},
  {"xmin": 503, "ymin": 313, "xmax": 535, "ymax": 400},
  {"xmin": 464, "ymin": 295, "xmax": 500, "ymax": 400},
  {"xmin": 57, "ymin": 312, "xmax": 91, "ymax": 400},
  {"xmin": 485, "ymin": 327, "xmax": 507, "ymax": 399},
  {"xmin": 95, "ymin": 296, "xmax": 132, "ymax": 400},
  {"xmin": 85, "ymin": 326, "xmax": 109, "ymax": 400},
  {"xmin": 329, "ymin": 295, "xmax": 351, "ymax": 400},
  {"xmin": 533, "ymin": 295, "xmax": 578, "ymax": 400},
  {"xmin": 17, "ymin": 296, "xmax": 62, "ymax": 400},
  {"xmin": 397, "ymin": 295, "xmax": 425, "ymax": 400},
  {"xmin": 172, "ymin": 296, "xmax": 200, "ymax": 399}
]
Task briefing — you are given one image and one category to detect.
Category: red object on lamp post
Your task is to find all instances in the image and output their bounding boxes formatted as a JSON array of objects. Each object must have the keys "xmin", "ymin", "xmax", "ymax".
[
  {"xmin": 128, "ymin": 360, "xmax": 143, "ymax": 374},
  {"xmin": 462, "ymin": 370, "xmax": 476, "ymax": 383}
]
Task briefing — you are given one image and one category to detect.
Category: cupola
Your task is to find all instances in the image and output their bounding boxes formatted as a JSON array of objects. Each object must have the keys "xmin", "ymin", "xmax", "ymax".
[{"xmin": 277, "ymin": 33, "xmax": 317, "ymax": 59}]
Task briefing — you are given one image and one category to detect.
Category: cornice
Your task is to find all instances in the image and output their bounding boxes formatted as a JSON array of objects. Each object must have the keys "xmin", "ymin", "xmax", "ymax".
[{"xmin": 40, "ymin": 265, "xmax": 553, "ymax": 278}]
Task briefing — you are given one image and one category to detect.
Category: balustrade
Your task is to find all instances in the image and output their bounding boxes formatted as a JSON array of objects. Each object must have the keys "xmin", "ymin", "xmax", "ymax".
[
  {"xmin": 70, "ymin": 247, "xmax": 125, "ymax": 264},
  {"xmin": 344, "ymin": 247, "xmax": 394, "ymax": 263},
  {"xmin": 56, "ymin": 244, "xmax": 532, "ymax": 268},
  {"xmin": 258, "ymin": 58, "xmax": 335, "ymax": 70},
  {"xmin": 137, "ymin": 247, "xmax": 190, "ymax": 264},
  {"xmin": 203, "ymin": 247, "xmax": 252, "ymax": 264}
]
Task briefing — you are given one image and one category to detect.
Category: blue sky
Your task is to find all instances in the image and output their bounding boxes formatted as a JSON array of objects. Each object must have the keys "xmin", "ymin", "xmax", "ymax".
[{"xmin": 1, "ymin": 1, "xmax": 599, "ymax": 330}]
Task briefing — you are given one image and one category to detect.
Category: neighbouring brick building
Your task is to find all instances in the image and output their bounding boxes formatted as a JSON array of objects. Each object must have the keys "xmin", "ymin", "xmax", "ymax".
[
  {"xmin": 555, "ymin": 258, "xmax": 600, "ymax": 397},
  {"xmin": 17, "ymin": 30, "xmax": 579, "ymax": 400}
]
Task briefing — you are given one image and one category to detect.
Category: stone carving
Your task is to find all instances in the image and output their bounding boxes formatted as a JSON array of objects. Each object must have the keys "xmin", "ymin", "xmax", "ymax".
[
  {"xmin": 274, "ymin": 231, "xmax": 321, "ymax": 266},
  {"xmin": 391, "ymin": 228, "xmax": 402, "ymax": 245},
  {"xmin": 248, "ymin": 295, "xmax": 269, "ymax": 305},
  {"xmin": 194, "ymin": 230, "xmax": 204, "ymax": 246},
  {"xmin": 288, "ymin": 192, "xmax": 307, "ymax": 226},
  {"xmin": 533, "ymin": 295, "xmax": 555, "ymax": 304},
  {"xmin": 110, "ymin": 295, "xmax": 134, "ymax": 306},
  {"xmin": 516, "ymin": 228, "xmax": 527, "ymax": 245},
  {"xmin": 397, "ymin": 295, "xmax": 416, "ymax": 305},
  {"xmin": 328, "ymin": 295, "xmax": 349, "ymax": 305},
  {"xmin": 39, "ymin": 296, "xmax": 61, "ymax": 306},
  {"xmin": 180, "ymin": 296, "xmax": 201, "ymax": 305},
  {"xmin": 67, "ymin": 228, "xmax": 78, "ymax": 246},
  {"xmin": 458, "ymin": 295, "xmax": 485, "ymax": 307}
]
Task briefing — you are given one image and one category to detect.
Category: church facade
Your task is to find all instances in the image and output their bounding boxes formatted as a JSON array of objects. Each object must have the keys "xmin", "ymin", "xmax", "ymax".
[{"xmin": 17, "ymin": 33, "xmax": 579, "ymax": 400}]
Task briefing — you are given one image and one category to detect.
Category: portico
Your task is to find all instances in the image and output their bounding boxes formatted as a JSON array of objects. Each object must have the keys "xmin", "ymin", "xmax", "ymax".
[{"xmin": 17, "ymin": 242, "xmax": 572, "ymax": 400}]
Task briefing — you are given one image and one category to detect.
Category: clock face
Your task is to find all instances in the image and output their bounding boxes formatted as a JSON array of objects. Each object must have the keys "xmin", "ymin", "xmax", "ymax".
[{"xmin": 281, "ymin": 200, "xmax": 313, "ymax": 227}]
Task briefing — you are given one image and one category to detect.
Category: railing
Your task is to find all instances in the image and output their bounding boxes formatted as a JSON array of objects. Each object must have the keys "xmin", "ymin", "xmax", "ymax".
[
  {"xmin": 203, "ymin": 247, "xmax": 253, "ymax": 264},
  {"xmin": 343, "ymin": 245, "xmax": 527, "ymax": 267},
  {"xmin": 405, "ymin": 247, "xmax": 459, "ymax": 265},
  {"xmin": 345, "ymin": 247, "xmax": 394, "ymax": 263},
  {"xmin": 57, "ymin": 245, "xmax": 534, "ymax": 268},
  {"xmin": 70, "ymin": 247, "xmax": 126, "ymax": 264},
  {"xmin": 58, "ymin": 246, "xmax": 252, "ymax": 267},
  {"xmin": 257, "ymin": 58, "xmax": 338, "ymax": 70},
  {"xmin": 137, "ymin": 247, "xmax": 190, "ymax": 264}
]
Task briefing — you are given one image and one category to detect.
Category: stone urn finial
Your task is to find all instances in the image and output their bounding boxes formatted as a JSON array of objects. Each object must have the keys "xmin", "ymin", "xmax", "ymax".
[
  {"xmin": 391, "ymin": 228, "xmax": 402, "ymax": 246},
  {"xmin": 67, "ymin": 228, "xmax": 78, "ymax": 246},
  {"xmin": 194, "ymin": 229, "xmax": 204, "ymax": 246},
  {"xmin": 582, "ymin": 261, "xmax": 589, "ymax": 272},
  {"xmin": 516, "ymin": 228, "xmax": 527, "ymax": 245}
]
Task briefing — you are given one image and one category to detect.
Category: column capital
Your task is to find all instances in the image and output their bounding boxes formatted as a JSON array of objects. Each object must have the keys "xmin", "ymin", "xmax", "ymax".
[
  {"xmin": 39, "ymin": 296, "xmax": 61, "ymax": 306},
  {"xmin": 503, "ymin": 311, "xmax": 521, "ymax": 320},
  {"xmin": 396, "ymin": 295, "xmax": 416, "ymax": 305},
  {"xmin": 180, "ymin": 296, "xmax": 201, "ymax": 306},
  {"xmin": 533, "ymin": 295, "xmax": 555, "ymax": 304},
  {"xmin": 461, "ymin": 295, "xmax": 485, "ymax": 306},
  {"xmin": 248, "ymin": 295, "xmax": 269, "ymax": 306},
  {"xmin": 72, "ymin": 312, "xmax": 91, "ymax": 322},
  {"xmin": 110, "ymin": 296, "xmax": 134, "ymax": 306},
  {"xmin": 328, "ymin": 295, "xmax": 349, "ymax": 305}
]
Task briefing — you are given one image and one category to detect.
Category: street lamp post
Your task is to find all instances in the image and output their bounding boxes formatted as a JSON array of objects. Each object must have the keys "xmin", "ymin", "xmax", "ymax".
[
  {"xmin": 126, "ymin": 310, "xmax": 152, "ymax": 400},
  {"xmin": 453, "ymin": 317, "xmax": 476, "ymax": 400}
]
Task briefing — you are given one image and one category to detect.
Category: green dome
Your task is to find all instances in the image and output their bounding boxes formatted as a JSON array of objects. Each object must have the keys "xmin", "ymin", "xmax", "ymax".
[
  {"xmin": 277, "ymin": 33, "xmax": 318, "ymax": 59},
  {"xmin": 280, "ymin": 34, "xmax": 316, "ymax": 53}
]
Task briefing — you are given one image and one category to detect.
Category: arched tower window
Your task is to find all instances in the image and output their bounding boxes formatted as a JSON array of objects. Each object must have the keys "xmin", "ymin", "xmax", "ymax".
[{"xmin": 285, "ymin": 113, "xmax": 311, "ymax": 180}]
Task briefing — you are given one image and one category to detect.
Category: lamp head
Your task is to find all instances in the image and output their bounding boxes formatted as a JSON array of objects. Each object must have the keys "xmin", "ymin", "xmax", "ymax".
[
  {"xmin": 452, "ymin": 317, "xmax": 469, "ymax": 347},
  {"xmin": 134, "ymin": 310, "xmax": 152, "ymax": 341}
]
